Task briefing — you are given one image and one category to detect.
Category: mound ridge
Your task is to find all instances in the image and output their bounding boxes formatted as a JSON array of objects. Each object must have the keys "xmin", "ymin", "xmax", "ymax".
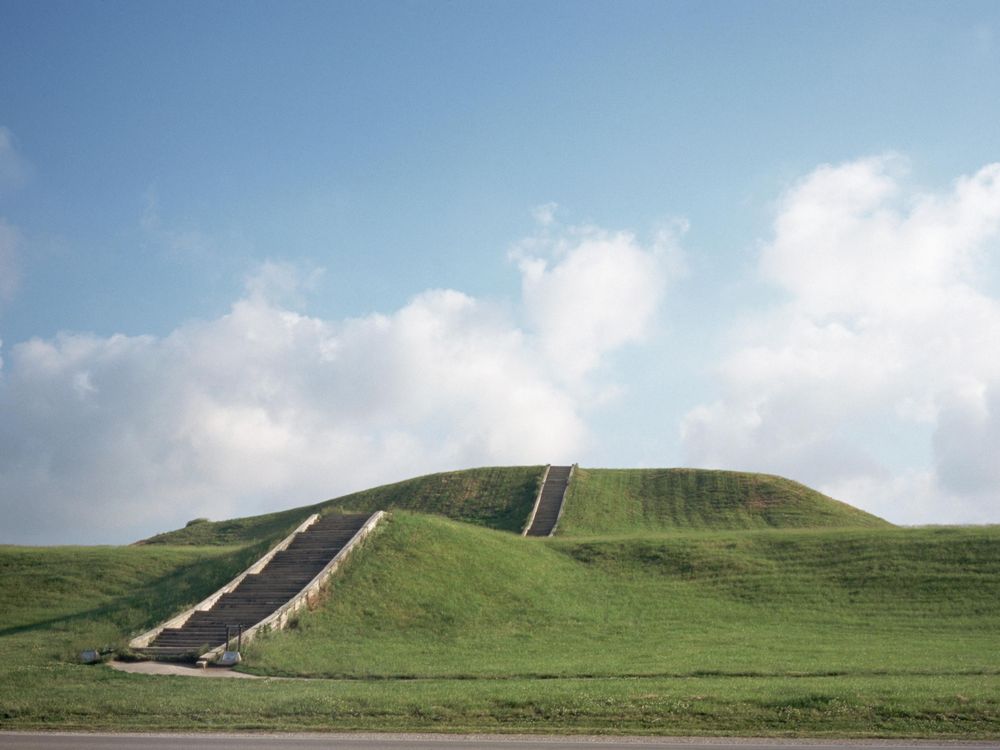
[
  {"xmin": 140, "ymin": 465, "xmax": 888, "ymax": 547},
  {"xmin": 140, "ymin": 465, "xmax": 544, "ymax": 545}
]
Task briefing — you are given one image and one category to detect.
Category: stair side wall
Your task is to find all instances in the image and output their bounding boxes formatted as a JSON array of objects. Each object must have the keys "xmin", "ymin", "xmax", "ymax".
[
  {"xmin": 522, "ymin": 464, "xmax": 551, "ymax": 536},
  {"xmin": 199, "ymin": 510, "xmax": 386, "ymax": 662},
  {"xmin": 547, "ymin": 463, "xmax": 575, "ymax": 537},
  {"xmin": 128, "ymin": 512, "xmax": 321, "ymax": 649}
]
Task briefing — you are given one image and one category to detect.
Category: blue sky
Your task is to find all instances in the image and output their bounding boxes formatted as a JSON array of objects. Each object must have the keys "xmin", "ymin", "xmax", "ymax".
[{"xmin": 2, "ymin": 1, "xmax": 1000, "ymax": 543}]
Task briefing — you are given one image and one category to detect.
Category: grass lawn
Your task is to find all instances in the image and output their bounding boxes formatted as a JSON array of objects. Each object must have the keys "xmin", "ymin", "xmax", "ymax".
[{"xmin": 3, "ymin": 668, "xmax": 997, "ymax": 735}]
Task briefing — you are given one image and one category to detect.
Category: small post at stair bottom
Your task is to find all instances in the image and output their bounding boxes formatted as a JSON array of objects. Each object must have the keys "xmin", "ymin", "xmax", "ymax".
[{"xmin": 219, "ymin": 624, "xmax": 243, "ymax": 666}]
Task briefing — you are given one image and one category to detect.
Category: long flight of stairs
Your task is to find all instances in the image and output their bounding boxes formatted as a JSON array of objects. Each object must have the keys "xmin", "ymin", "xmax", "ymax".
[
  {"xmin": 139, "ymin": 512, "xmax": 371, "ymax": 658},
  {"xmin": 525, "ymin": 465, "xmax": 572, "ymax": 537}
]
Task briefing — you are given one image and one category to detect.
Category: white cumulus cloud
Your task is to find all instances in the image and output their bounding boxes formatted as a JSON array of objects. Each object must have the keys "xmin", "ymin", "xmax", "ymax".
[
  {"xmin": 512, "ymin": 217, "xmax": 684, "ymax": 384},
  {"xmin": 0, "ymin": 218, "xmax": 674, "ymax": 544},
  {"xmin": 682, "ymin": 156, "xmax": 1000, "ymax": 524}
]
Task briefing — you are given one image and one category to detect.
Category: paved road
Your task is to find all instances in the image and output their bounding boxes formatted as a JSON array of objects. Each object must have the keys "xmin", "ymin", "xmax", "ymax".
[{"xmin": 1, "ymin": 734, "xmax": 997, "ymax": 750}]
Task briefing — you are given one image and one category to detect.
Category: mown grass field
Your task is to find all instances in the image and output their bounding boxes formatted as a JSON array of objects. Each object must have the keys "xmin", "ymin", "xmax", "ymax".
[{"xmin": 1, "ymin": 466, "xmax": 998, "ymax": 737}]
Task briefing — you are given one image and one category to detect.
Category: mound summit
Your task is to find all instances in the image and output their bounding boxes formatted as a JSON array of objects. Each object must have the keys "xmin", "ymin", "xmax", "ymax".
[{"xmin": 141, "ymin": 466, "xmax": 889, "ymax": 547}]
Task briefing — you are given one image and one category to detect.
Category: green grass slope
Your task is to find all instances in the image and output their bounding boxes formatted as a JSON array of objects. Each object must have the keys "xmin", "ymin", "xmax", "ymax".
[
  {"xmin": 143, "ymin": 465, "xmax": 544, "ymax": 545},
  {"xmin": 243, "ymin": 513, "xmax": 996, "ymax": 680},
  {"xmin": 140, "ymin": 465, "xmax": 882, "ymax": 547},
  {"xmin": 137, "ymin": 506, "xmax": 314, "ymax": 547},
  {"xmin": 559, "ymin": 468, "xmax": 890, "ymax": 535},
  {"xmin": 0, "ymin": 543, "xmax": 269, "ymax": 644},
  {"xmin": 316, "ymin": 464, "xmax": 543, "ymax": 533},
  {"xmin": 1, "ymin": 513, "xmax": 998, "ymax": 735}
]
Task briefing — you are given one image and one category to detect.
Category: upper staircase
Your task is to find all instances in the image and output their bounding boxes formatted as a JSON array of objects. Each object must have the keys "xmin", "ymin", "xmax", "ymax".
[
  {"xmin": 524, "ymin": 465, "xmax": 573, "ymax": 537},
  {"xmin": 134, "ymin": 512, "xmax": 376, "ymax": 659}
]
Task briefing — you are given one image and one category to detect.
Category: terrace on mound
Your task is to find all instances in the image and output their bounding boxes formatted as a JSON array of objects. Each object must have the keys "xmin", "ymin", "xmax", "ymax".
[{"xmin": 238, "ymin": 511, "xmax": 997, "ymax": 680}]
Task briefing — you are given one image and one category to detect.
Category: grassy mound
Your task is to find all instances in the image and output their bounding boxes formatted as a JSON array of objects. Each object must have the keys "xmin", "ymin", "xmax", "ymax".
[
  {"xmin": 137, "ymin": 506, "xmax": 314, "ymax": 547},
  {"xmin": 315, "ymin": 464, "xmax": 543, "ymax": 533},
  {"xmin": 559, "ymin": 468, "xmax": 890, "ymax": 535},
  {"xmin": 243, "ymin": 512, "xmax": 996, "ymax": 680},
  {"xmin": 1, "ymin": 511, "xmax": 998, "ymax": 735},
  {"xmin": 141, "ymin": 465, "xmax": 882, "ymax": 547},
  {"xmin": 142, "ymin": 465, "xmax": 544, "ymax": 545}
]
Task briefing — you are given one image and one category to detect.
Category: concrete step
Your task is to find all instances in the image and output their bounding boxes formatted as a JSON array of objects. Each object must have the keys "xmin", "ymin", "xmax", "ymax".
[
  {"xmin": 146, "ymin": 511, "xmax": 375, "ymax": 656},
  {"xmin": 525, "ymin": 466, "xmax": 572, "ymax": 537}
]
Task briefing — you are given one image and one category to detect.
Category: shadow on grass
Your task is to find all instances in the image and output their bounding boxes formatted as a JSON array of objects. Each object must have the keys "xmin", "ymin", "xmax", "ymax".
[{"xmin": 0, "ymin": 540, "xmax": 271, "ymax": 641}]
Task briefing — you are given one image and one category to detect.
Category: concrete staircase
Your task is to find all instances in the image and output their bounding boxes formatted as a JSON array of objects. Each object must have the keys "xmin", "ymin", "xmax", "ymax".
[
  {"xmin": 524, "ymin": 465, "xmax": 573, "ymax": 537},
  {"xmin": 137, "ymin": 512, "xmax": 372, "ymax": 658}
]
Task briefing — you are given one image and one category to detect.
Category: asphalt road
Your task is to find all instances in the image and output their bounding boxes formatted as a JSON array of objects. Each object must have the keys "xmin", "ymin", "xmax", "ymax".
[{"xmin": 1, "ymin": 734, "xmax": 997, "ymax": 750}]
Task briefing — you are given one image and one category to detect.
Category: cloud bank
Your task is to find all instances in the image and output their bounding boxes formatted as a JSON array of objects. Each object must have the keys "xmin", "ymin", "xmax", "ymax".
[
  {"xmin": 5, "ymin": 156, "xmax": 1000, "ymax": 542},
  {"xmin": 0, "ymin": 219, "xmax": 675, "ymax": 544},
  {"xmin": 682, "ymin": 156, "xmax": 1000, "ymax": 524}
]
